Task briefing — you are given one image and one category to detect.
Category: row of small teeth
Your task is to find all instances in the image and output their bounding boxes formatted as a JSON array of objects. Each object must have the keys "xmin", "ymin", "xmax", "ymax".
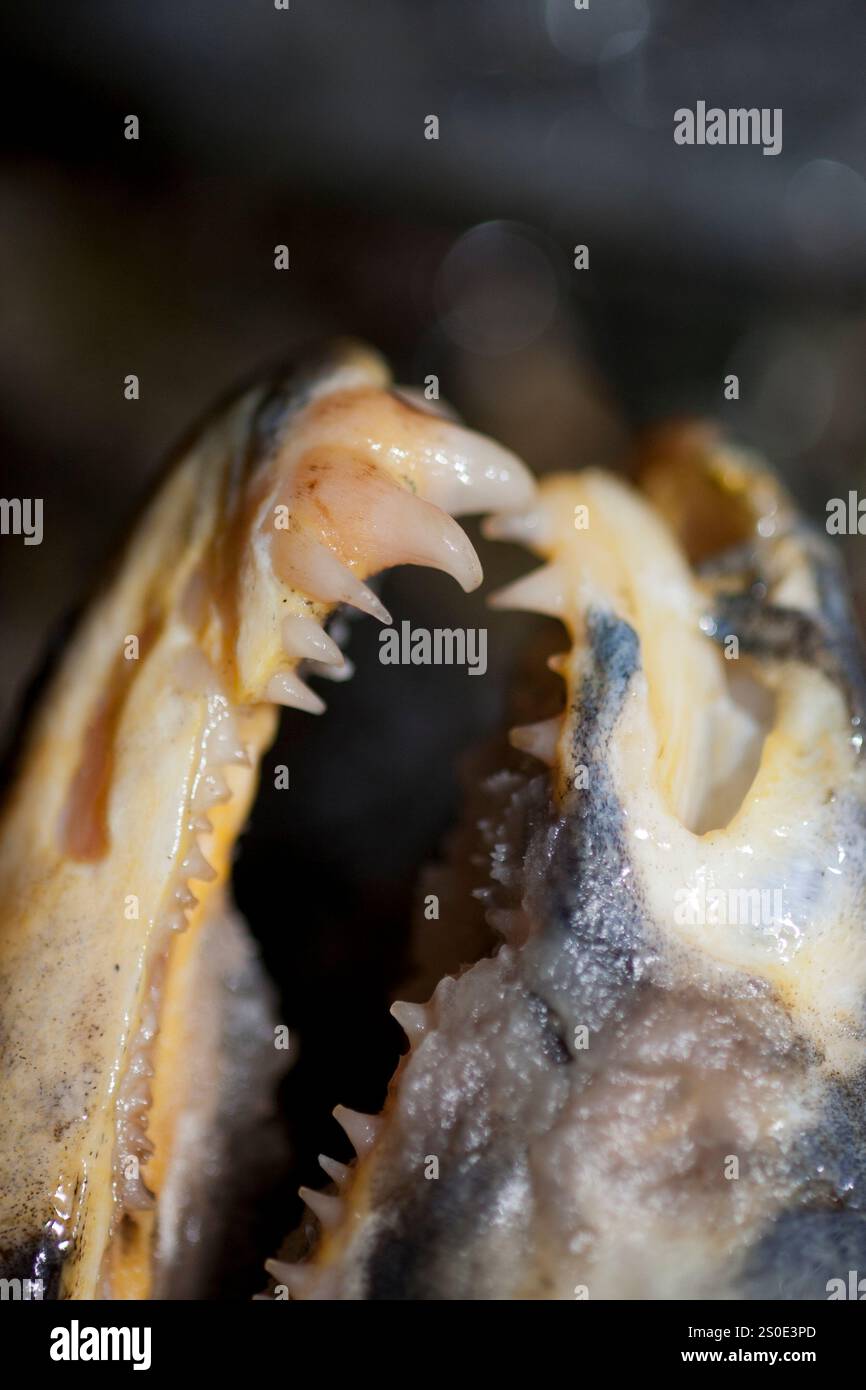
[
  {"xmin": 486, "ymin": 498, "xmax": 570, "ymax": 769},
  {"xmin": 115, "ymin": 696, "xmax": 254, "ymax": 1212},
  {"xmin": 266, "ymin": 614, "xmax": 350, "ymax": 716},
  {"xmin": 262, "ymin": 496, "xmax": 568, "ymax": 1293},
  {"xmin": 164, "ymin": 697, "xmax": 250, "ymax": 933},
  {"xmin": 265, "ymin": 550, "xmax": 567, "ymax": 722},
  {"xmin": 265, "ymin": 999, "xmax": 433, "ymax": 1298},
  {"xmin": 259, "ymin": 481, "xmax": 561, "ymax": 1290}
]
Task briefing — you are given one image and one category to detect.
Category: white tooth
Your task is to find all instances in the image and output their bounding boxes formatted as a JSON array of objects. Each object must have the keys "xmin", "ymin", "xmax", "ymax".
[
  {"xmin": 265, "ymin": 1259, "xmax": 314, "ymax": 1297},
  {"xmin": 338, "ymin": 575, "xmax": 391, "ymax": 625},
  {"xmin": 509, "ymin": 717, "xmax": 561, "ymax": 766},
  {"xmin": 306, "ymin": 655, "xmax": 354, "ymax": 683},
  {"xmin": 489, "ymin": 564, "xmax": 566, "ymax": 617},
  {"xmin": 265, "ymin": 670, "xmax": 326, "ymax": 715},
  {"xmin": 192, "ymin": 771, "xmax": 231, "ymax": 811},
  {"xmin": 272, "ymin": 532, "xmax": 392, "ymax": 624},
  {"xmin": 333, "ymin": 1104, "xmax": 383, "ymax": 1157},
  {"xmin": 163, "ymin": 909, "xmax": 188, "ymax": 934},
  {"xmin": 344, "ymin": 478, "xmax": 483, "ymax": 593},
  {"xmin": 189, "ymin": 814, "xmax": 213, "ymax": 834},
  {"xmin": 282, "ymin": 614, "xmax": 343, "ymax": 666},
  {"xmin": 181, "ymin": 842, "xmax": 217, "ymax": 883},
  {"xmin": 174, "ymin": 884, "xmax": 198, "ymax": 910},
  {"xmin": 482, "ymin": 507, "xmax": 551, "ymax": 546},
  {"xmin": 209, "ymin": 710, "xmax": 248, "ymax": 766},
  {"xmin": 415, "ymin": 425, "xmax": 536, "ymax": 517},
  {"xmin": 318, "ymin": 1153, "xmax": 350, "ymax": 1186},
  {"xmin": 390, "ymin": 1000, "xmax": 429, "ymax": 1044},
  {"xmin": 299, "ymin": 1187, "xmax": 343, "ymax": 1231}
]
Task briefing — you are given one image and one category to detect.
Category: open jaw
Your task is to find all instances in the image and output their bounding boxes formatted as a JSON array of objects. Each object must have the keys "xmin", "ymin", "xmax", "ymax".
[
  {"xmin": 0, "ymin": 340, "xmax": 534, "ymax": 1299},
  {"xmin": 2, "ymin": 359, "xmax": 866, "ymax": 1308},
  {"xmin": 267, "ymin": 426, "xmax": 866, "ymax": 1301}
]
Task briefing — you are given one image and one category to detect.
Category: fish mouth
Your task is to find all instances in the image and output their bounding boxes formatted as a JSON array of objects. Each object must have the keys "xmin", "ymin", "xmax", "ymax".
[
  {"xmin": 3, "ymin": 347, "xmax": 865, "ymax": 1301},
  {"xmin": 0, "ymin": 340, "xmax": 534, "ymax": 1299},
  {"xmin": 266, "ymin": 422, "xmax": 866, "ymax": 1301}
]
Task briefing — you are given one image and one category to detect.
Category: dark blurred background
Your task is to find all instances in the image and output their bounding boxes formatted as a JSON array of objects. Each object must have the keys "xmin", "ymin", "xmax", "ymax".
[{"xmin": 2, "ymin": 0, "xmax": 866, "ymax": 1296}]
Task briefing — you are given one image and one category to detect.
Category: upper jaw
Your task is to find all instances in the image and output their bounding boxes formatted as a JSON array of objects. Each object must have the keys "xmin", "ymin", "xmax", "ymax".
[{"xmin": 0, "ymin": 340, "xmax": 535, "ymax": 1298}]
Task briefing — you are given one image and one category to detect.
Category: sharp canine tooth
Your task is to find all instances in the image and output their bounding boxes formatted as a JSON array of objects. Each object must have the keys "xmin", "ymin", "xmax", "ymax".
[
  {"xmin": 332, "ymin": 477, "xmax": 483, "ymax": 593},
  {"xmin": 489, "ymin": 564, "xmax": 566, "ymax": 617},
  {"xmin": 333, "ymin": 1104, "xmax": 383, "ymax": 1157},
  {"xmin": 299, "ymin": 1187, "xmax": 343, "ymax": 1230},
  {"xmin": 282, "ymin": 614, "xmax": 342, "ymax": 666},
  {"xmin": 272, "ymin": 531, "xmax": 392, "ymax": 624},
  {"xmin": 414, "ymin": 424, "xmax": 536, "ymax": 517},
  {"xmin": 319, "ymin": 1153, "xmax": 350, "ymax": 1186},
  {"xmin": 174, "ymin": 884, "xmax": 197, "ymax": 910},
  {"xmin": 273, "ymin": 456, "xmax": 484, "ymax": 596},
  {"xmin": 189, "ymin": 814, "xmax": 213, "ymax": 833},
  {"xmin": 509, "ymin": 717, "xmax": 561, "ymax": 766},
  {"xmin": 390, "ymin": 1000, "xmax": 429, "ymax": 1044},
  {"xmin": 265, "ymin": 671, "xmax": 326, "ymax": 714}
]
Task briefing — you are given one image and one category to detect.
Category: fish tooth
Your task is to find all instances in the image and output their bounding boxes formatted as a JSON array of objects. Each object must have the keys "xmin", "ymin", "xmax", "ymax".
[
  {"xmin": 180, "ymin": 842, "xmax": 217, "ymax": 883},
  {"xmin": 271, "ymin": 531, "xmax": 392, "ymax": 624},
  {"xmin": 413, "ymin": 422, "xmax": 536, "ymax": 517},
  {"xmin": 163, "ymin": 909, "xmax": 188, "ymax": 934},
  {"xmin": 489, "ymin": 564, "xmax": 566, "ymax": 617},
  {"xmin": 333, "ymin": 1104, "xmax": 383, "ymax": 1157},
  {"xmin": 174, "ymin": 884, "xmax": 198, "ymax": 910},
  {"xmin": 509, "ymin": 717, "xmax": 561, "ymax": 766},
  {"xmin": 289, "ymin": 464, "xmax": 489, "ymax": 594},
  {"xmin": 189, "ymin": 813, "xmax": 213, "ymax": 834},
  {"xmin": 299, "ymin": 1187, "xmax": 343, "ymax": 1230},
  {"xmin": 265, "ymin": 1259, "xmax": 314, "ymax": 1297},
  {"xmin": 318, "ymin": 1153, "xmax": 350, "ymax": 1186},
  {"xmin": 265, "ymin": 670, "xmax": 326, "ymax": 715},
  {"xmin": 390, "ymin": 1000, "xmax": 429, "ymax": 1044},
  {"xmin": 307, "ymin": 655, "xmax": 354, "ymax": 683},
  {"xmin": 336, "ymin": 476, "xmax": 483, "ymax": 593},
  {"xmin": 192, "ymin": 771, "xmax": 231, "ymax": 811},
  {"xmin": 482, "ymin": 507, "xmax": 551, "ymax": 546},
  {"xmin": 281, "ymin": 614, "xmax": 343, "ymax": 666}
]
